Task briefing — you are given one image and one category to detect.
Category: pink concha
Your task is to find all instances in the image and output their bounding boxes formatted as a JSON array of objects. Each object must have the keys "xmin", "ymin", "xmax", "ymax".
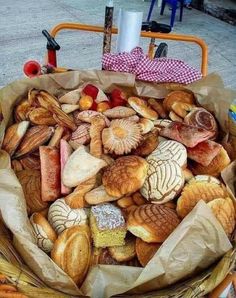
[{"xmin": 71, "ymin": 123, "xmax": 91, "ymax": 145}]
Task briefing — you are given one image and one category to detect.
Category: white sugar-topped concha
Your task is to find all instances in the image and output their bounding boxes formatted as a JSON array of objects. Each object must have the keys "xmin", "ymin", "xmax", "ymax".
[
  {"xmin": 147, "ymin": 140, "xmax": 187, "ymax": 168},
  {"xmin": 48, "ymin": 198, "xmax": 87, "ymax": 234},
  {"xmin": 30, "ymin": 220, "xmax": 54, "ymax": 253},
  {"xmin": 141, "ymin": 158, "xmax": 184, "ymax": 204}
]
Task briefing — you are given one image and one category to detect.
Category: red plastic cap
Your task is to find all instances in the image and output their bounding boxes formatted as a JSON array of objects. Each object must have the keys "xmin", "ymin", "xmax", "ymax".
[{"xmin": 23, "ymin": 60, "xmax": 41, "ymax": 77}]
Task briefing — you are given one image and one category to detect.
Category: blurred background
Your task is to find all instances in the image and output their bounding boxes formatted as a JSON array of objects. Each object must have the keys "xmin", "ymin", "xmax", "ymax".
[{"xmin": 0, "ymin": 0, "xmax": 235, "ymax": 88}]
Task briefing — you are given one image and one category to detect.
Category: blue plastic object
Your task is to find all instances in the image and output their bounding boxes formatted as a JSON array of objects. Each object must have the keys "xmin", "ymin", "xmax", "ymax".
[{"xmin": 147, "ymin": 0, "xmax": 184, "ymax": 27}]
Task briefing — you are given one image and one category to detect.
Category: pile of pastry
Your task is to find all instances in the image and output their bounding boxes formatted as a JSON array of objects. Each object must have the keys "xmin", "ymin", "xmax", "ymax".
[{"xmin": 2, "ymin": 84, "xmax": 235, "ymax": 287}]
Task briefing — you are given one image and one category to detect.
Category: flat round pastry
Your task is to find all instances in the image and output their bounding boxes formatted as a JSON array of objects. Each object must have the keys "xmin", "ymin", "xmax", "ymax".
[
  {"xmin": 102, "ymin": 156, "xmax": 149, "ymax": 198},
  {"xmin": 184, "ymin": 107, "xmax": 217, "ymax": 137},
  {"xmin": 128, "ymin": 97, "xmax": 158, "ymax": 120},
  {"xmin": 108, "ymin": 238, "xmax": 136, "ymax": 262},
  {"xmin": 48, "ymin": 198, "xmax": 87, "ymax": 234},
  {"xmin": 131, "ymin": 130, "xmax": 159, "ymax": 157},
  {"xmin": 16, "ymin": 170, "xmax": 48, "ymax": 215},
  {"xmin": 136, "ymin": 238, "xmax": 161, "ymax": 267},
  {"xmin": 208, "ymin": 198, "xmax": 235, "ymax": 236},
  {"xmin": 30, "ymin": 212, "xmax": 57, "ymax": 253},
  {"xmin": 190, "ymin": 147, "xmax": 231, "ymax": 177},
  {"xmin": 103, "ymin": 106, "xmax": 136, "ymax": 118},
  {"xmin": 141, "ymin": 158, "xmax": 184, "ymax": 204},
  {"xmin": 163, "ymin": 90, "xmax": 195, "ymax": 111},
  {"xmin": 148, "ymin": 140, "xmax": 187, "ymax": 168},
  {"xmin": 51, "ymin": 225, "xmax": 91, "ymax": 286},
  {"xmin": 102, "ymin": 119, "xmax": 142, "ymax": 155},
  {"xmin": 127, "ymin": 204, "xmax": 180, "ymax": 243},
  {"xmin": 176, "ymin": 180, "xmax": 228, "ymax": 218}
]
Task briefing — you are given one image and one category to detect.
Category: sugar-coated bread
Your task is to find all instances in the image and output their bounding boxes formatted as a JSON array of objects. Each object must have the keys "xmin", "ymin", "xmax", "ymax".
[
  {"xmin": 16, "ymin": 169, "xmax": 48, "ymax": 215},
  {"xmin": 102, "ymin": 119, "xmax": 142, "ymax": 155},
  {"xmin": 30, "ymin": 212, "xmax": 57, "ymax": 253},
  {"xmin": 177, "ymin": 179, "xmax": 228, "ymax": 218},
  {"xmin": 51, "ymin": 225, "xmax": 91, "ymax": 286},
  {"xmin": 148, "ymin": 140, "xmax": 187, "ymax": 168},
  {"xmin": 102, "ymin": 156, "xmax": 148, "ymax": 198},
  {"xmin": 48, "ymin": 198, "xmax": 87, "ymax": 234},
  {"xmin": 141, "ymin": 158, "xmax": 184, "ymax": 204},
  {"xmin": 127, "ymin": 204, "xmax": 180, "ymax": 243},
  {"xmin": 136, "ymin": 238, "xmax": 161, "ymax": 266}
]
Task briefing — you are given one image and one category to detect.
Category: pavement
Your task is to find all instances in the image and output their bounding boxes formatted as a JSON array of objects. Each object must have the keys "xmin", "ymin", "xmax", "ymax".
[{"xmin": 0, "ymin": 0, "xmax": 236, "ymax": 90}]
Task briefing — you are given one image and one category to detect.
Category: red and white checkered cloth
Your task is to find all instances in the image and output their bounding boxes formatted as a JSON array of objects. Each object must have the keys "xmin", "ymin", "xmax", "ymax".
[{"xmin": 102, "ymin": 47, "xmax": 202, "ymax": 84}]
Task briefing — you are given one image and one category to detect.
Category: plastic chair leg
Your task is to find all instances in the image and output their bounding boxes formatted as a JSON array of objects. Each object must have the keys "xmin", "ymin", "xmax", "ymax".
[
  {"xmin": 170, "ymin": 2, "xmax": 177, "ymax": 27},
  {"xmin": 179, "ymin": 0, "xmax": 184, "ymax": 21},
  {"xmin": 160, "ymin": 0, "xmax": 166, "ymax": 15},
  {"xmin": 147, "ymin": 0, "xmax": 157, "ymax": 21}
]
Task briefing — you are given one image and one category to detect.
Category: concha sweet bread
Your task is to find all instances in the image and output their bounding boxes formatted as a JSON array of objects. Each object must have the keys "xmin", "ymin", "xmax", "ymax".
[
  {"xmin": 208, "ymin": 197, "xmax": 235, "ymax": 236},
  {"xmin": 70, "ymin": 123, "xmax": 91, "ymax": 145},
  {"xmin": 177, "ymin": 180, "xmax": 228, "ymax": 218},
  {"xmin": 16, "ymin": 169, "xmax": 48, "ymax": 215},
  {"xmin": 190, "ymin": 147, "xmax": 231, "ymax": 177},
  {"xmin": 51, "ymin": 225, "xmax": 91, "ymax": 286},
  {"xmin": 102, "ymin": 156, "xmax": 149, "ymax": 198},
  {"xmin": 141, "ymin": 158, "xmax": 184, "ymax": 204},
  {"xmin": 102, "ymin": 119, "xmax": 142, "ymax": 155},
  {"xmin": 148, "ymin": 140, "xmax": 187, "ymax": 168},
  {"xmin": 127, "ymin": 204, "xmax": 180, "ymax": 243},
  {"xmin": 30, "ymin": 212, "xmax": 57, "ymax": 253},
  {"xmin": 48, "ymin": 198, "xmax": 87, "ymax": 234}
]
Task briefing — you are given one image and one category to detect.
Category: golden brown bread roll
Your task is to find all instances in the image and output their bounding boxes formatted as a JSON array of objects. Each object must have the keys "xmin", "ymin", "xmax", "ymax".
[
  {"xmin": 171, "ymin": 102, "xmax": 196, "ymax": 118},
  {"xmin": 85, "ymin": 185, "xmax": 118, "ymax": 205},
  {"xmin": 148, "ymin": 98, "xmax": 167, "ymax": 118},
  {"xmin": 131, "ymin": 130, "xmax": 159, "ymax": 157},
  {"xmin": 16, "ymin": 170, "xmax": 48, "ymax": 215},
  {"xmin": 176, "ymin": 180, "xmax": 228, "ymax": 218},
  {"xmin": 51, "ymin": 225, "xmax": 91, "ymax": 286},
  {"xmin": 102, "ymin": 156, "xmax": 149, "ymax": 198},
  {"xmin": 208, "ymin": 198, "xmax": 235, "ymax": 236},
  {"xmin": 190, "ymin": 147, "xmax": 231, "ymax": 177},
  {"xmin": 128, "ymin": 97, "xmax": 158, "ymax": 120},
  {"xmin": 127, "ymin": 204, "xmax": 180, "ymax": 243},
  {"xmin": 169, "ymin": 111, "xmax": 183, "ymax": 122},
  {"xmin": 136, "ymin": 238, "xmax": 161, "ymax": 266},
  {"xmin": 163, "ymin": 90, "xmax": 195, "ymax": 111},
  {"xmin": 90, "ymin": 248, "xmax": 120, "ymax": 266},
  {"xmin": 2, "ymin": 121, "xmax": 30, "ymax": 156},
  {"xmin": 117, "ymin": 196, "xmax": 135, "ymax": 208},
  {"xmin": 30, "ymin": 212, "xmax": 57, "ymax": 253},
  {"xmin": 108, "ymin": 238, "xmax": 136, "ymax": 262}
]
